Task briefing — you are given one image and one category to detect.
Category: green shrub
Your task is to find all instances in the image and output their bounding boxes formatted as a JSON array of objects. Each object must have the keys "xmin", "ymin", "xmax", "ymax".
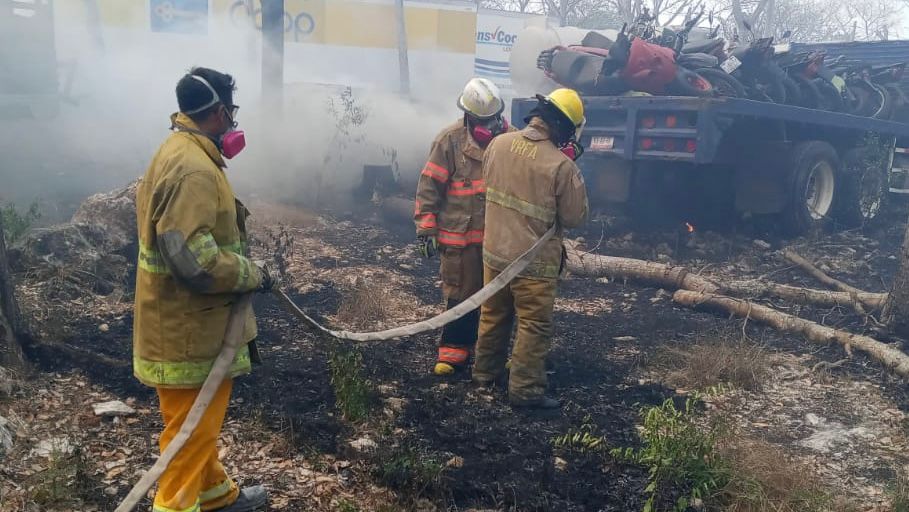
[
  {"xmin": 1, "ymin": 201, "xmax": 41, "ymax": 243},
  {"xmin": 612, "ymin": 394, "xmax": 729, "ymax": 512},
  {"xmin": 329, "ymin": 345, "xmax": 373, "ymax": 422}
]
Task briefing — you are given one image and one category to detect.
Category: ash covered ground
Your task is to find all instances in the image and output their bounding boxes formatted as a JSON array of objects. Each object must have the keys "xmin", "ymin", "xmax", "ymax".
[{"xmin": 2, "ymin": 186, "xmax": 909, "ymax": 511}]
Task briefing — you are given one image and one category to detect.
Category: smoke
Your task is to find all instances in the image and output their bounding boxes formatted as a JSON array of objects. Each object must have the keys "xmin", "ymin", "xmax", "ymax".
[{"xmin": 0, "ymin": 3, "xmax": 466, "ymax": 219}]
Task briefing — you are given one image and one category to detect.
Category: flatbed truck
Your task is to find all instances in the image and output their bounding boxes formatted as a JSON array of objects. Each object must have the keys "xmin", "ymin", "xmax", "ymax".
[{"xmin": 513, "ymin": 95, "xmax": 909, "ymax": 233}]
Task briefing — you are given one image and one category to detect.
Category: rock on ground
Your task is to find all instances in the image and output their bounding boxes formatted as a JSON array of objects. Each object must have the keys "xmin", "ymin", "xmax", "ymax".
[{"xmin": 92, "ymin": 400, "xmax": 136, "ymax": 417}]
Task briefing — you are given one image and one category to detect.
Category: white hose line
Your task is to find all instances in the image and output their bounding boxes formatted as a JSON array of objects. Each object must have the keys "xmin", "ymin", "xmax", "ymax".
[{"xmin": 275, "ymin": 225, "xmax": 557, "ymax": 341}]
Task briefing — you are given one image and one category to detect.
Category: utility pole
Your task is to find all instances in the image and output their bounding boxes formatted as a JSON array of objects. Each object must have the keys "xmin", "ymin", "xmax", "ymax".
[
  {"xmin": 83, "ymin": 0, "xmax": 105, "ymax": 51},
  {"xmin": 261, "ymin": 0, "xmax": 285, "ymax": 116},
  {"xmin": 394, "ymin": 0, "xmax": 411, "ymax": 96}
]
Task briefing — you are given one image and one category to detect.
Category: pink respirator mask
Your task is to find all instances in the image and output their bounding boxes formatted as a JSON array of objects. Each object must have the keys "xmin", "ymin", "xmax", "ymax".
[
  {"xmin": 560, "ymin": 141, "xmax": 584, "ymax": 161},
  {"xmin": 470, "ymin": 117, "xmax": 509, "ymax": 147},
  {"xmin": 219, "ymin": 130, "xmax": 246, "ymax": 160},
  {"xmin": 184, "ymin": 75, "xmax": 246, "ymax": 159}
]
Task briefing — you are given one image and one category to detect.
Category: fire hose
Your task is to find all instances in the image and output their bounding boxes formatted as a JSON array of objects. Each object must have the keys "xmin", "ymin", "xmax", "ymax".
[{"xmin": 116, "ymin": 226, "xmax": 554, "ymax": 511}]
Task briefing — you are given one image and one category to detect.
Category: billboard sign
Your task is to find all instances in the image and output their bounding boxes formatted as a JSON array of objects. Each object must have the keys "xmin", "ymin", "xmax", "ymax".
[{"xmin": 475, "ymin": 8, "xmax": 548, "ymax": 93}]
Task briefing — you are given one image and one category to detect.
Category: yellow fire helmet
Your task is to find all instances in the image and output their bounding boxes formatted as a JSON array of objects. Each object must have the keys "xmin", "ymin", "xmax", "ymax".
[
  {"xmin": 541, "ymin": 88, "xmax": 586, "ymax": 137},
  {"xmin": 457, "ymin": 78, "xmax": 505, "ymax": 119}
]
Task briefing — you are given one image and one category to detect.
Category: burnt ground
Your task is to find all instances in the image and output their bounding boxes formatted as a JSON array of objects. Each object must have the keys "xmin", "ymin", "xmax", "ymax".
[{"xmin": 6, "ymin": 199, "xmax": 909, "ymax": 511}]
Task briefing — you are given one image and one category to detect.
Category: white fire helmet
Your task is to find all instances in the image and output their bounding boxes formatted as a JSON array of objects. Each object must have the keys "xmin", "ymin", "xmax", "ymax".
[{"xmin": 457, "ymin": 78, "xmax": 505, "ymax": 119}]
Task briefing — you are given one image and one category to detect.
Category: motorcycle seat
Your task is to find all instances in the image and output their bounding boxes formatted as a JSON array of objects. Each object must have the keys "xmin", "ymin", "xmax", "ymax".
[
  {"xmin": 683, "ymin": 38, "xmax": 723, "ymax": 54},
  {"xmin": 678, "ymin": 52, "xmax": 719, "ymax": 69}
]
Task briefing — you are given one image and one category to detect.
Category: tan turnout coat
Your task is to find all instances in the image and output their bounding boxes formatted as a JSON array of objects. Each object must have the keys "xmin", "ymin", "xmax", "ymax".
[{"xmin": 481, "ymin": 117, "xmax": 589, "ymax": 279}]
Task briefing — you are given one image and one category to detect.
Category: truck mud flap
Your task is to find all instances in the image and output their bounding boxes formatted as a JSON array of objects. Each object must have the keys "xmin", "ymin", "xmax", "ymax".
[{"xmin": 733, "ymin": 142, "xmax": 791, "ymax": 215}]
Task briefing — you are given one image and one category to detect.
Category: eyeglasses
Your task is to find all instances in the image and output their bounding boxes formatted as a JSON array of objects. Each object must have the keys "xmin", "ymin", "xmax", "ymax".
[{"xmin": 227, "ymin": 104, "xmax": 239, "ymax": 118}]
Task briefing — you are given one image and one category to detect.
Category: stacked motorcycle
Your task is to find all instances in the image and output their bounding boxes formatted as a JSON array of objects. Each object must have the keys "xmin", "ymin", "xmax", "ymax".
[{"xmin": 536, "ymin": 10, "xmax": 909, "ymax": 122}]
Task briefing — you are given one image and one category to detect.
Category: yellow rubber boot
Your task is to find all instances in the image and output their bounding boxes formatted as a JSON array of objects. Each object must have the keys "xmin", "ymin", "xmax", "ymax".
[{"xmin": 434, "ymin": 362, "xmax": 456, "ymax": 375}]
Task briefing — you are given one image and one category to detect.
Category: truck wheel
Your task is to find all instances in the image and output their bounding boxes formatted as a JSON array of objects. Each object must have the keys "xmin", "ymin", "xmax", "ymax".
[
  {"xmin": 834, "ymin": 147, "xmax": 888, "ymax": 226},
  {"xmin": 814, "ymin": 79, "xmax": 844, "ymax": 112},
  {"xmin": 668, "ymin": 67, "xmax": 714, "ymax": 97},
  {"xmin": 696, "ymin": 68, "xmax": 746, "ymax": 98},
  {"xmin": 793, "ymin": 76, "xmax": 819, "ymax": 109},
  {"xmin": 781, "ymin": 142, "xmax": 839, "ymax": 235}
]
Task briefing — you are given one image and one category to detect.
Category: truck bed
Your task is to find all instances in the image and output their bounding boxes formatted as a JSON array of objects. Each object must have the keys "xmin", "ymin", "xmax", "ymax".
[{"xmin": 513, "ymin": 96, "xmax": 909, "ymax": 164}]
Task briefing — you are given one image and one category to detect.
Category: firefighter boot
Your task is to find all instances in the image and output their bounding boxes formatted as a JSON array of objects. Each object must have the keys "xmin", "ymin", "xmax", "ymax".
[
  {"xmin": 213, "ymin": 485, "xmax": 268, "ymax": 511},
  {"xmin": 434, "ymin": 346, "xmax": 471, "ymax": 375}
]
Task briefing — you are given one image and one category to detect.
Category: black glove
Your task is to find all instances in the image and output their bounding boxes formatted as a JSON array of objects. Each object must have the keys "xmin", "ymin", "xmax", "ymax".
[
  {"xmin": 417, "ymin": 235, "xmax": 439, "ymax": 259},
  {"xmin": 257, "ymin": 264, "xmax": 279, "ymax": 293}
]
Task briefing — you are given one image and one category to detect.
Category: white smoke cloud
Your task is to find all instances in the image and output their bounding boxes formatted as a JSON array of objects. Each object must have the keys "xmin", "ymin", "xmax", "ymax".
[{"xmin": 0, "ymin": 3, "xmax": 469, "ymax": 218}]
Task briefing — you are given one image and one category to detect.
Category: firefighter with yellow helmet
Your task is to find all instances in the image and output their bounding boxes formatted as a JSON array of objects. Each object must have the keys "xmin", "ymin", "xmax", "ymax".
[
  {"xmin": 414, "ymin": 78, "xmax": 513, "ymax": 375},
  {"xmin": 472, "ymin": 88, "xmax": 589, "ymax": 409}
]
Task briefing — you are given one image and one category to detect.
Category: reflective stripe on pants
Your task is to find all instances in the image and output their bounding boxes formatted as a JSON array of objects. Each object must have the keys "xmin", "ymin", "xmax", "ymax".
[{"xmin": 154, "ymin": 379, "xmax": 240, "ymax": 512}]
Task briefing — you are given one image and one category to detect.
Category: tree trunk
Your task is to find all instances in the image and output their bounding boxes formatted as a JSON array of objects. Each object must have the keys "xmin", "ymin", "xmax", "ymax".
[
  {"xmin": 566, "ymin": 247, "xmax": 886, "ymax": 310},
  {"xmin": 883, "ymin": 220, "xmax": 909, "ymax": 336},
  {"xmin": 0, "ymin": 222, "xmax": 23, "ymax": 368},
  {"xmin": 674, "ymin": 290, "xmax": 909, "ymax": 379}
]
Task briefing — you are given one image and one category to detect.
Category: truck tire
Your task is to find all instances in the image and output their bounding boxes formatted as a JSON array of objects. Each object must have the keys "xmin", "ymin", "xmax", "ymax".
[
  {"xmin": 781, "ymin": 142, "xmax": 839, "ymax": 235},
  {"xmin": 783, "ymin": 76, "xmax": 805, "ymax": 107},
  {"xmin": 696, "ymin": 68, "xmax": 746, "ymax": 98},
  {"xmin": 757, "ymin": 69, "xmax": 788, "ymax": 104},
  {"xmin": 814, "ymin": 79, "xmax": 844, "ymax": 112},
  {"xmin": 667, "ymin": 67, "xmax": 714, "ymax": 97},
  {"xmin": 834, "ymin": 147, "xmax": 888, "ymax": 227},
  {"xmin": 792, "ymin": 76, "xmax": 820, "ymax": 109}
]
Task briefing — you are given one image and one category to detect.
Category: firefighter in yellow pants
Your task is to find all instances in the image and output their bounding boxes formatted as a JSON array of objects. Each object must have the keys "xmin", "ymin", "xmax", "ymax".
[
  {"xmin": 155, "ymin": 380, "xmax": 237, "ymax": 510},
  {"xmin": 473, "ymin": 89, "xmax": 589, "ymax": 409},
  {"xmin": 134, "ymin": 68, "xmax": 275, "ymax": 512}
]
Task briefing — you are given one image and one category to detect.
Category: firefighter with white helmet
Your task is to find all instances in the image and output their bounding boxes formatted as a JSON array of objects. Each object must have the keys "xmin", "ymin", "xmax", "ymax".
[{"xmin": 414, "ymin": 77, "xmax": 513, "ymax": 375}]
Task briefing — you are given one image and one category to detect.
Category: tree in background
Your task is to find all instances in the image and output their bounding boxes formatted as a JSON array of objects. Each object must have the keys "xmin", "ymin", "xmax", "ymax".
[
  {"xmin": 481, "ymin": 0, "xmax": 697, "ymax": 28},
  {"xmin": 716, "ymin": 0, "xmax": 903, "ymax": 42},
  {"xmin": 483, "ymin": 0, "xmax": 904, "ymax": 41}
]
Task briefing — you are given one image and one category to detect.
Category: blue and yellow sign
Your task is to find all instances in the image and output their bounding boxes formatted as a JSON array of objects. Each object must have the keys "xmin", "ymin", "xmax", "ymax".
[{"xmin": 150, "ymin": 0, "xmax": 210, "ymax": 35}]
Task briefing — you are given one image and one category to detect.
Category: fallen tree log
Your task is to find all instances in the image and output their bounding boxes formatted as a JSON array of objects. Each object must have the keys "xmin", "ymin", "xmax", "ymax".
[
  {"xmin": 719, "ymin": 280, "xmax": 886, "ymax": 310},
  {"xmin": 782, "ymin": 249, "xmax": 866, "ymax": 296},
  {"xmin": 781, "ymin": 249, "xmax": 876, "ymax": 316},
  {"xmin": 566, "ymin": 248, "xmax": 886, "ymax": 310},
  {"xmin": 673, "ymin": 290, "xmax": 909, "ymax": 379},
  {"xmin": 566, "ymin": 248, "xmax": 720, "ymax": 293}
]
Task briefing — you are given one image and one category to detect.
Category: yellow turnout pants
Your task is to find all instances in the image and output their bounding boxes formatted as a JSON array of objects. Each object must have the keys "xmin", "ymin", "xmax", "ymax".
[
  {"xmin": 473, "ymin": 264, "xmax": 558, "ymax": 402},
  {"xmin": 153, "ymin": 379, "xmax": 239, "ymax": 512}
]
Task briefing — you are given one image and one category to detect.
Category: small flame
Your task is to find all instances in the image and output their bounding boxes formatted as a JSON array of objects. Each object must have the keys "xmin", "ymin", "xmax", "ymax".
[{"xmin": 685, "ymin": 222, "xmax": 695, "ymax": 233}]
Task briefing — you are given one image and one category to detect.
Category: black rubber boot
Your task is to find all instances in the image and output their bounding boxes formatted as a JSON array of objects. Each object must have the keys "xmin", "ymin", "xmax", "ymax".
[
  {"xmin": 510, "ymin": 396, "xmax": 560, "ymax": 409},
  {"xmin": 213, "ymin": 485, "xmax": 268, "ymax": 511}
]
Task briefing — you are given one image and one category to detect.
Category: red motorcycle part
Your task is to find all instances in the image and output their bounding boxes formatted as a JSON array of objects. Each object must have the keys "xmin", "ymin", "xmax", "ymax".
[{"xmin": 620, "ymin": 38, "xmax": 678, "ymax": 94}]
